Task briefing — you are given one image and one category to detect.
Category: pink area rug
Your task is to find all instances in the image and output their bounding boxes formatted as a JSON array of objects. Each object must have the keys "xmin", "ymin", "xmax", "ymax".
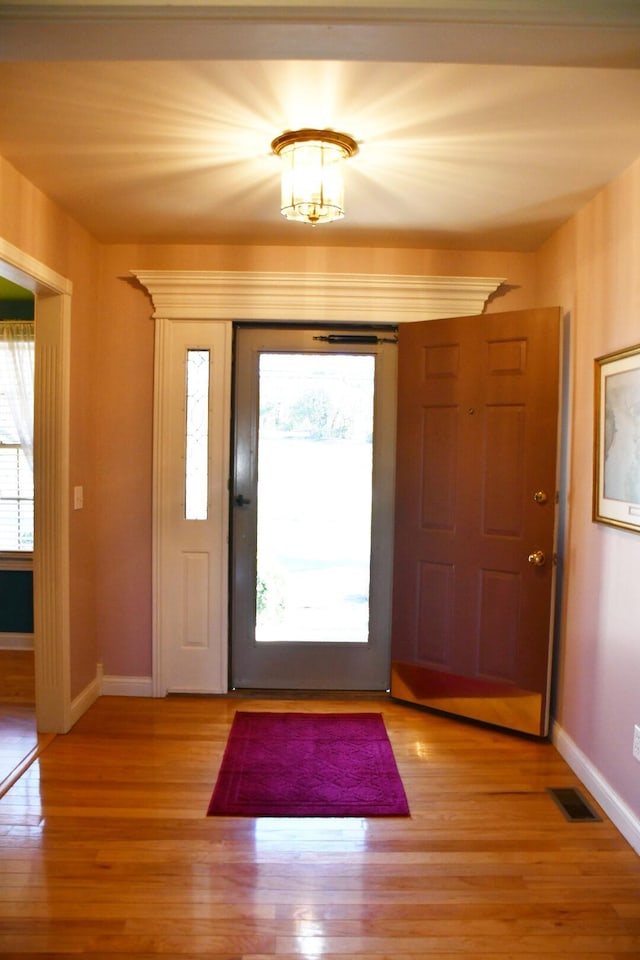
[{"xmin": 207, "ymin": 711, "xmax": 410, "ymax": 817}]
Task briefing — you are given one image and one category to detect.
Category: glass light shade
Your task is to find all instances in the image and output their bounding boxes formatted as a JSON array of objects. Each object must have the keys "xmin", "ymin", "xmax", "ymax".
[{"xmin": 271, "ymin": 129, "xmax": 358, "ymax": 225}]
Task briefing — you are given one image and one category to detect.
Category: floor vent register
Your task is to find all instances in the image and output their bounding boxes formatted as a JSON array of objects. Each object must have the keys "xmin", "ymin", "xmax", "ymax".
[{"xmin": 547, "ymin": 787, "xmax": 601, "ymax": 822}]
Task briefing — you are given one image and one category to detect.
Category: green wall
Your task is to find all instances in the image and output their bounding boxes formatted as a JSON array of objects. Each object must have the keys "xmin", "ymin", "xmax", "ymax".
[{"xmin": 0, "ymin": 571, "xmax": 33, "ymax": 633}]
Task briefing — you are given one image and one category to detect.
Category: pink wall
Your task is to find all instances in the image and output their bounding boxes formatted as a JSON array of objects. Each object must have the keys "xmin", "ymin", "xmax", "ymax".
[
  {"xmin": 93, "ymin": 253, "xmax": 155, "ymax": 679},
  {"xmin": 0, "ymin": 156, "xmax": 100, "ymax": 699},
  {"xmin": 537, "ymin": 156, "xmax": 640, "ymax": 823}
]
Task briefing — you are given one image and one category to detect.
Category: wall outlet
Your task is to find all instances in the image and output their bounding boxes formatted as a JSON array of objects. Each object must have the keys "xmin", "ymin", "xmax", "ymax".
[{"xmin": 633, "ymin": 725, "xmax": 640, "ymax": 763}]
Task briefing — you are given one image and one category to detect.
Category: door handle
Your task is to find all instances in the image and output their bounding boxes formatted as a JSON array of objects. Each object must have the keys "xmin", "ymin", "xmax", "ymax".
[
  {"xmin": 234, "ymin": 494, "xmax": 251, "ymax": 507},
  {"xmin": 527, "ymin": 550, "xmax": 546, "ymax": 567}
]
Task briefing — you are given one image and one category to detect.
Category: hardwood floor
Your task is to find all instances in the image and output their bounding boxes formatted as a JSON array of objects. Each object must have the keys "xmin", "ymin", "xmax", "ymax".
[
  {"xmin": 0, "ymin": 694, "xmax": 638, "ymax": 958},
  {"xmin": 0, "ymin": 650, "xmax": 50, "ymax": 798}
]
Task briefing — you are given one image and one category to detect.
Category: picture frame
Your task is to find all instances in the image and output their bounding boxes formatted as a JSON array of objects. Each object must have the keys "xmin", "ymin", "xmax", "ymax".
[{"xmin": 593, "ymin": 342, "xmax": 640, "ymax": 532}]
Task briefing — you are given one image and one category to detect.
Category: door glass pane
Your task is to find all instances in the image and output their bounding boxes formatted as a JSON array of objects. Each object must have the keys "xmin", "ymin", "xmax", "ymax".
[
  {"xmin": 185, "ymin": 349, "xmax": 210, "ymax": 521},
  {"xmin": 257, "ymin": 352, "xmax": 375, "ymax": 643}
]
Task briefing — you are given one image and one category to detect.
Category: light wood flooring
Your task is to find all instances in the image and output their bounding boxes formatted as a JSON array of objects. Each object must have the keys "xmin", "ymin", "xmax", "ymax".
[
  {"xmin": 0, "ymin": 650, "xmax": 49, "ymax": 798},
  {"xmin": 0, "ymin": 694, "xmax": 639, "ymax": 958}
]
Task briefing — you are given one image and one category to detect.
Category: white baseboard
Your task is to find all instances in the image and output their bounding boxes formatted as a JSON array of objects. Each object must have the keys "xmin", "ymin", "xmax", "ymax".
[
  {"xmin": 66, "ymin": 668, "xmax": 154, "ymax": 729},
  {"xmin": 70, "ymin": 664, "xmax": 102, "ymax": 728},
  {"xmin": 101, "ymin": 674, "xmax": 154, "ymax": 698},
  {"xmin": 552, "ymin": 721, "xmax": 640, "ymax": 855},
  {"xmin": 0, "ymin": 633, "xmax": 34, "ymax": 651}
]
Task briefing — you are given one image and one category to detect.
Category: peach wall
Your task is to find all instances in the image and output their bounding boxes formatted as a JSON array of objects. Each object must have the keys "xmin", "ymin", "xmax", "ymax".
[
  {"xmin": 93, "ymin": 254, "xmax": 155, "ymax": 679},
  {"xmin": 537, "ymin": 157, "xmax": 640, "ymax": 826},
  {"xmin": 0, "ymin": 156, "xmax": 100, "ymax": 699}
]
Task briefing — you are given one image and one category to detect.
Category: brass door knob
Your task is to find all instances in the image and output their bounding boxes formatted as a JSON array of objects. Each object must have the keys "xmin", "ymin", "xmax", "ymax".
[
  {"xmin": 528, "ymin": 550, "xmax": 546, "ymax": 567},
  {"xmin": 533, "ymin": 490, "xmax": 548, "ymax": 504}
]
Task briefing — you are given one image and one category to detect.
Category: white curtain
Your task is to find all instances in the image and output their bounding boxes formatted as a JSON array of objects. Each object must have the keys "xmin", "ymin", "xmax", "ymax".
[{"xmin": 0, "ymin": 321, "xmax": 35, "ymax": 474}]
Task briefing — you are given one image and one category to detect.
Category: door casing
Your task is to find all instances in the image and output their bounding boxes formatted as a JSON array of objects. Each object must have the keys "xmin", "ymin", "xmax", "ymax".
[{"xmin": 0, "ymin": 236, "xmax": 73, "ymax": 734}]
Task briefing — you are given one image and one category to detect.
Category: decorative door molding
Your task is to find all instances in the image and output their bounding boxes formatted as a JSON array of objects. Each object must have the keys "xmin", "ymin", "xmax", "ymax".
[{"xmin": 132, "ymin": 270, "xmax": 504, "ymax": 323}]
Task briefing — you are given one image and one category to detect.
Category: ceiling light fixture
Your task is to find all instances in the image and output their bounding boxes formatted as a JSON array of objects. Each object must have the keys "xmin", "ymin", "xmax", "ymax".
[{"xmin": 271, "ymin": 128, "xmax": 359, "ymax": 225}]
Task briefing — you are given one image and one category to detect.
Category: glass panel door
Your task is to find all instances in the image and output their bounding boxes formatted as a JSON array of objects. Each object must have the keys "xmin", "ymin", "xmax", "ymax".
[
  {"xmin": 257, "ymin": 352, "xmax": 374, "ymax": 644},
  {"xmin": 230, "ymin": 326, "xmax": 397, "ymax": 691}
]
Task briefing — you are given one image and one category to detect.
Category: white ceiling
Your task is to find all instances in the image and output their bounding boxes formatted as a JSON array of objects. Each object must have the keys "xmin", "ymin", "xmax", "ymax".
[{"xmin": 0, "ymin": 1, "xmax": 639, "ymax": 252}]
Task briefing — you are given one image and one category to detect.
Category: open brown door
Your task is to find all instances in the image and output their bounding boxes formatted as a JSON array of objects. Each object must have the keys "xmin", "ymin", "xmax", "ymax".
[{"xmin": 391, "ymin": 307, "xmax": 561, "ymax": 737}]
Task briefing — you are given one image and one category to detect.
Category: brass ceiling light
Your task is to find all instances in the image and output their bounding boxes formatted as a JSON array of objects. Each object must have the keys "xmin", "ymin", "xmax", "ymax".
[{"xmin": 271, "ymin": 128, "xmax": 359, "ymax": 225}]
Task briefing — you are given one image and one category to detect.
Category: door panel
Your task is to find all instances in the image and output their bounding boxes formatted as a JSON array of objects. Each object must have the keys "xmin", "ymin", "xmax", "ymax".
[
  {"xmin": 154, "ymin": 320, "xmax": 231, "ymax": 695},
  {"xmin": 390, "ymin": 308, "xmax": 560, "ymax": 736},
  {"xmin": 231, "ymin": 325, "xmax": 397, "ymax": 690}
]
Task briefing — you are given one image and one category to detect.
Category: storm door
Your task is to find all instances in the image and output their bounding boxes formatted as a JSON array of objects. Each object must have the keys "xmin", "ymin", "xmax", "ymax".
[{"xmin": 230, "ymin": 325, "xmax": 397, "ymax": 690}]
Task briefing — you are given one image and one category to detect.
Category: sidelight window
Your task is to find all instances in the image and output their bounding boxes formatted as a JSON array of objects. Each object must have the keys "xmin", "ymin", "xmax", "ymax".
[{"xmin": 184, "ymin": 348, "xmax": 210, "ymax": 521}]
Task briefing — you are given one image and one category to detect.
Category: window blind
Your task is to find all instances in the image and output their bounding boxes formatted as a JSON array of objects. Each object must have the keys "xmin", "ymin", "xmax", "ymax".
[{"xmin": 0, "ymin": 337, "xmax": 34, "ymax": 551}]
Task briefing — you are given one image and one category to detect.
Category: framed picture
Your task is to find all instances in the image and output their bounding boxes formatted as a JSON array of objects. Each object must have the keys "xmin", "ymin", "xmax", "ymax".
[{"xmin": 593, "ymin": 343, "xmax": 640, "ymax": 531}]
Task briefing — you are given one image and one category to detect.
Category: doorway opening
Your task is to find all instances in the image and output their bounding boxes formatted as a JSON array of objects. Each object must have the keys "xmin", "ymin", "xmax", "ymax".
[{"xmin": 0, "ymin": 237, "xmax": 72, "ymax": 735}]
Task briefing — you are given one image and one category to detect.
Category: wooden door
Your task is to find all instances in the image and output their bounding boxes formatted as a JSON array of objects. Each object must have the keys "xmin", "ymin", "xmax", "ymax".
[{"xmin": 390, "ymin": 308, "xmax": 560, "ymax": 736}]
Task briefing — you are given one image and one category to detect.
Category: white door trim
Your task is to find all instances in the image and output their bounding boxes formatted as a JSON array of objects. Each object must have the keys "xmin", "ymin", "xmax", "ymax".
[
  {"xmin": 132, "ymin": 269, "xmax": 504, "ymax": 697},
  {"xmin": 0, "ymin": 236, "xmax": 73, "ymax": 733},
  {"xmin": 132, "ymin": 270, "xmax": 504, "ymax": 323}
]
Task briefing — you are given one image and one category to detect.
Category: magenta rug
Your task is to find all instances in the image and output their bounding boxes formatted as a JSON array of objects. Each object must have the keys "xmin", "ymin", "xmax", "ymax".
[{"xmin": 207, "ymin": 711, "xmax": 410, "ymax": 817}]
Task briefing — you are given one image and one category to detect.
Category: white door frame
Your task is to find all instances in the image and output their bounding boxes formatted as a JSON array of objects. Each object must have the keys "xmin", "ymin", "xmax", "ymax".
[
  {"xmin": 132, "ymin": 269, "xmax": 504, "ymax": 696},
  {"xmin": 0, "ymin": 237, "xmax": 73, "ymax": 733}
]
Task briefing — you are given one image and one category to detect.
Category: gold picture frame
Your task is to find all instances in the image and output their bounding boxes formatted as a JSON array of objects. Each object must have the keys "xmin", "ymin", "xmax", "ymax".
[{"xmin": 593, "ymin": 343, "xmax": 640, "ymax": 531}]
